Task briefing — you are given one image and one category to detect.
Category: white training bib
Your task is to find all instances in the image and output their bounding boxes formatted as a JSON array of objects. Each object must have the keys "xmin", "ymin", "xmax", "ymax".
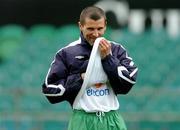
[{"xmin": 73, "ymin": 37, "xmax": 119, "ymax": 112}]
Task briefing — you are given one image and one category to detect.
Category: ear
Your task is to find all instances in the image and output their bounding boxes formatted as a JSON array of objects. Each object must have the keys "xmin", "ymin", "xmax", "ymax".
[
  {"xmin": 78, "ymin": 22, "xmax": 83, "ymax": 31},
  {"xmin": 103, "ymin": 25, "xmax": 107, "ymax": 34},
  {"xmin": 104, "ymin": 21, "xmax": 107, "ymax": 31}
]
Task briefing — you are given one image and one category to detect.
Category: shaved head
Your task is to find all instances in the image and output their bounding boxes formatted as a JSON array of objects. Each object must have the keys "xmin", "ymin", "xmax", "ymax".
[{"xmin": 79, "ymin": 6, "xmax": 107, "ymax": 25}]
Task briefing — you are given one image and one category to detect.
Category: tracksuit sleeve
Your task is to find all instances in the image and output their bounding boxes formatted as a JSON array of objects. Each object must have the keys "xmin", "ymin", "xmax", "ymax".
[
  {"xmin": 42, "ymin": 50, "xmax": 83, "ymax": 104},
  {"xmin": 101, "ymin": 45, "xmax": 138, "ymax": 95}
]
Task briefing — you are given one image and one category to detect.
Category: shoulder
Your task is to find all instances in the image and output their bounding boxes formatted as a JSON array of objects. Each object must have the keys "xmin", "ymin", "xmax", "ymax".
[
  {"xmin": 110, "ymin": 40, "xmax": 127, "ymax": 54},
  {"xmin": 110, "ymin": 40, "xmax": 133, "ymax": 60}
]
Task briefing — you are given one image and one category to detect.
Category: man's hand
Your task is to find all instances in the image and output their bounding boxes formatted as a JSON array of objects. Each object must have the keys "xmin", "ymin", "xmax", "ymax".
[
  {"xmin": 81, "ymin": 73, "xmax": 85, "ymax": 80},
  {"xmin": 99, "ymin": 39, "xmax": 111, "ymax": 59}
]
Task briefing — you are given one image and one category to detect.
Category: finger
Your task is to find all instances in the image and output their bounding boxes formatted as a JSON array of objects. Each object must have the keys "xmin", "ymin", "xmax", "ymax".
[
  {"xmin": 81, "ymin": 73, "xmax": 85, "ymax": 79},
  {"xmin": 100, "ymin": 40, "xmax": 111, "ymax": 51},
  {"xmin": 99, "ymin": 41, "xmax": 105, "ymax": 49},
  {"xmin": 100, "ymin": 39, "xmax": 111, "ymax": 48}
]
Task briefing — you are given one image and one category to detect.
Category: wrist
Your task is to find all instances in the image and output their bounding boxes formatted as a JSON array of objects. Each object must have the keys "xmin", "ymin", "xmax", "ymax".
[{"xmin": 101, "ymin": 54, "xmax": 111, "ymax": 61}]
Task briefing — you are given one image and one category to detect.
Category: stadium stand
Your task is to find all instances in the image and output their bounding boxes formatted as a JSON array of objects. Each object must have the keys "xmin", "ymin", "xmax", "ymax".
[
  {"xmin": 0, "ymin": 25, "xmax": 26, "ymax": 61},
  {"xmin": 0, "ymin": 24, "xmax": 180, "ymax": 130}
]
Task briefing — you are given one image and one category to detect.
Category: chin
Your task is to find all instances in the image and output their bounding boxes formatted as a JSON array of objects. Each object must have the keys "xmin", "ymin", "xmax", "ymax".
[
  {"xmin": 89, "ymin": 42, "xmax": 94, "ymax": 46},
  {"xmin": 87, "ymin": 40, "xmax": 94, "ymax": 46}
]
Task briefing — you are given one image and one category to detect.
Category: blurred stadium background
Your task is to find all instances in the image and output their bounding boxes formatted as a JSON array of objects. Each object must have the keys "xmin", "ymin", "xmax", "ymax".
[{"xmin": 0, "ymin": 0, "xmax": 180, "ymax": 130}]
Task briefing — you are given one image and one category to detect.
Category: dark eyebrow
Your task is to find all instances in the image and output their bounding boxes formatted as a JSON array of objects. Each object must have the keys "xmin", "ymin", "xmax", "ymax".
[
  {"xmin": 87, "ymin": 27, "xmax": 94, "ymax": 30},
  {"xmin": 87, "ymin": 27, "xmax": 104, "ymax": 30}
]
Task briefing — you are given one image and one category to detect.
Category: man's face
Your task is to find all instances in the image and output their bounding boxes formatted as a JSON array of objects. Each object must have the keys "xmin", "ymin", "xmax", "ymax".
[{"xmin": 79, "ymin": 17, "xmax": 106, "ymax": 45}]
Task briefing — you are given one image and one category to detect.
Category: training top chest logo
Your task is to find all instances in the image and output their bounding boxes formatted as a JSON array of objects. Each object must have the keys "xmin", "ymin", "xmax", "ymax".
[
  {"xmin": 86, "ymin": 84, "xmax": 110, "ymax": 96},
  {"xmin": 75, "ymin": 55, "xmax": 85, "ymax": 59}
]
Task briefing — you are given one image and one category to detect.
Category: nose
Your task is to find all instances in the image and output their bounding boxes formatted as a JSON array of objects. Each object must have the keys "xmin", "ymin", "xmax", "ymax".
[{"xmin": 92, "ymin": 30, "xmax": 99, "ymax": 37}]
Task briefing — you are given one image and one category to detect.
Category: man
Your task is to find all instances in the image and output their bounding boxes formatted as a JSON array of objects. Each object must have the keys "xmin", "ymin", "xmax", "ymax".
[{"xmin": 42, "ymin": 6, "xmax": 138, "ymax": 130}]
